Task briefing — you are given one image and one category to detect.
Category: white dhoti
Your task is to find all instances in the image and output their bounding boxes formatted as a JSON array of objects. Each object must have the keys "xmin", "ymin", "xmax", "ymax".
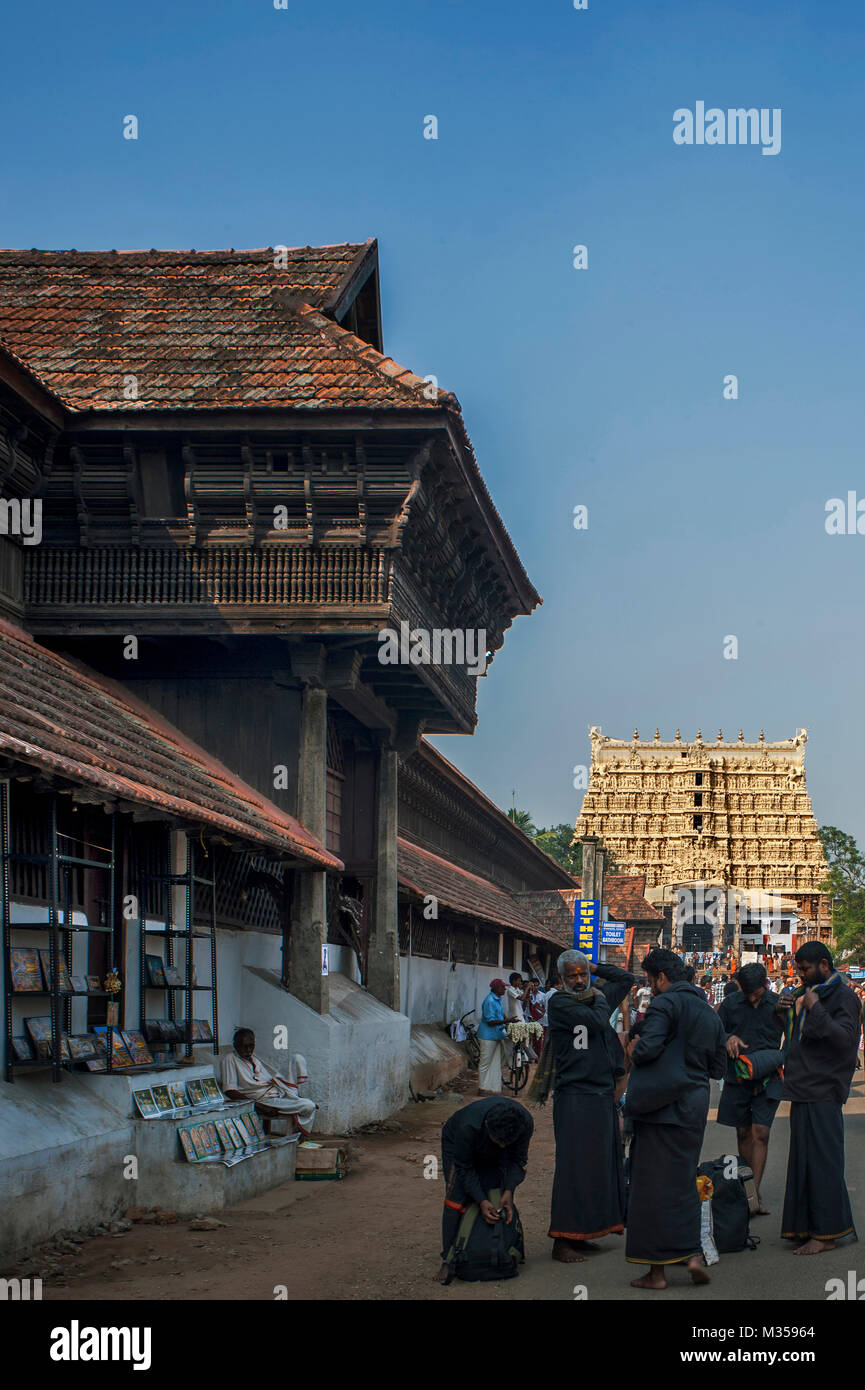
[
  {"xmin": 221, "ymin": 1049, "xmax": 316, "ymax": 1135},
  {"xmin": 478, "ymin": 1038, "xmax": 503, "ymax": 1093}
]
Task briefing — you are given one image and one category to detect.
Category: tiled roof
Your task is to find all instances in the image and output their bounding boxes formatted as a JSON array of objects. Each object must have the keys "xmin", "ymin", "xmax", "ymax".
[
  {"xmin": 0, "ymin": 618, "xmax": 342, "ymax": 870},
  {"xmin": 397, "ymin": 837, "xmax": 560, "ymax": 945},
  {"xmin": 0, "ymin": 245, "xmax": 445, "ymax": 412},
  {"xmin": 514, "ymin": 875, "xmax": 665, "ymax": 952},
  {"xmin": 602, "ymin": 875, "xmax": 665, "ymax": 924}
]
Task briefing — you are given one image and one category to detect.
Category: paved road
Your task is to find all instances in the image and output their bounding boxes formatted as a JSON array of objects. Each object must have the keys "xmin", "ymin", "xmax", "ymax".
[{"xmin": 43, "ymin": 1063, "xmax": 863, "ymax": 1303}]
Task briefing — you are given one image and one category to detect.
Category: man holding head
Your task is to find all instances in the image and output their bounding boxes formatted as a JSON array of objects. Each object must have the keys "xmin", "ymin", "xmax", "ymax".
[
  {"xmin": 779, "ymin": 941, "xmax": 862, "ymax": 1254},
  {"xmin": 624, "ymin": 948, "xmax": 726, "ymax": 1290},
  {"xmin": 545, "ymin": 948, "xmax": 626, "ymax": 1263}
]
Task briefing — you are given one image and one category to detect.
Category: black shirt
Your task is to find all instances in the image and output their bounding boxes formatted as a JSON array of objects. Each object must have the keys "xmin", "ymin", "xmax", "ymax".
[
  {"xmin": 441, "ymin": 1097, "xmax": 533, "ymax": 1205},
  {"xmin": 548, "ymin": 988, "xmax": 625, "ymax": 1095},
  {"xmin": 718, "ymin": 988, "xmax": 785, "ymax": 1097},
  {"xmin": 629, "ymin": 980, "xmax": 727, "ymax": 1127},
  {"xmin": 782, "ymin": 974, "xmax": 863, "ymax": 1105}
]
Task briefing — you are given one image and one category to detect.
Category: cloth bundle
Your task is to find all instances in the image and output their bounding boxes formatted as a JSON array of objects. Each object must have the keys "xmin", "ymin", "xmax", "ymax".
[{"xmin": 733, "ymin": 1047, "xmax": 785, "ymax": 1092}]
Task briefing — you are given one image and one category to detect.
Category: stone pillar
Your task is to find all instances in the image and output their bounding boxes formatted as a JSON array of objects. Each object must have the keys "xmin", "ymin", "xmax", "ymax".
[
  {"xmin": 290, "ymin": 670, "xmax": 329, "ymax": 1014},
  {"xmin": 367, "ymin": 739, "xmax": 400, "ymax": 1010}
]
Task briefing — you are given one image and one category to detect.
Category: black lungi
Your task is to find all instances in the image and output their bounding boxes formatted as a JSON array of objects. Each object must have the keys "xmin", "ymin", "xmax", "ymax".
[
  {"xmin": 781, "ymin": 1100, "xmax": 856, "ymax": 1243},
  {"xmin": 625, "ymin": 1120, "xmax": 702, "ymax": 1265},
  {"xmin": 548, "ymin": 1091, "xmax": 625, "ymax": 1241}
]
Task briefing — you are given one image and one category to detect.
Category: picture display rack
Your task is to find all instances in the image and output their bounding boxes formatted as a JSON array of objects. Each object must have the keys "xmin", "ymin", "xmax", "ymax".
[
  {"xmin": 1, "ymin": 782, "xmax": 119, "ymax": 1083},
  {"xmin": 137, "ymin": 835, "xmax": 219, "ymax": 1061}
]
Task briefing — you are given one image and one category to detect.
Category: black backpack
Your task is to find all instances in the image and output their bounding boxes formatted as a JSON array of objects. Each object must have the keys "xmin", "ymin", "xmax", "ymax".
[
  {"xmin": 444, "ymin": 1187, "xmax": 525, "ymax": 1282},
  {"xmin": 698, "ymin": 1156, "xmax": 758, "ymax": 1254}
]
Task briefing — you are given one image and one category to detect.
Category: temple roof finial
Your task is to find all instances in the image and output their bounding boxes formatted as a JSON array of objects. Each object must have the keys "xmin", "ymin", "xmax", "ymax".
[
  {"xmin": 717, "ymin": 729, "xmax": 723, "ymax": 742},
  {"xmin": 738, "ymin": 730, "xmax": 744, "ymax": 741},
  {"xmin": 633, "ymin": 728, "xmax": 639, "ymax": 740},
  {"xmin": 654, "ymin": 728, "xmax": 660, "ymax": 741}
]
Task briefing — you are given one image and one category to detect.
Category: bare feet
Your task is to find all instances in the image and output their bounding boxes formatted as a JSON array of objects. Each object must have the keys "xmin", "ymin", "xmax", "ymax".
[
  {"xmin": 754, "ymin": 1207, "xmax": 771, "ymax": 1217},
  {"xmin": 571, "ymin": 1240, "xmax": 602, "ymax": 1252},
  {"xmin": 630, "ymin": 1266, "xmax": 667, "ymax": 1290},
  {"xmin": 437, "ymin": 1261, "xmax": 454, "ymax": 1284},
  {"xmin": 552, "ymin": 1238, "xmax": 587, "ymax": 1264},
  {"xmin": 688, "ymin": 1256, "xmax": 711, "ymax": 1284},
  {"xmin": 794, "ymin": 1238, "xmax": 836, "ymax": 1255}
]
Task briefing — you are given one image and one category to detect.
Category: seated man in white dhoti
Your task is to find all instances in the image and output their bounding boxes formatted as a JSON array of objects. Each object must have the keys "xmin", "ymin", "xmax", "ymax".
[{"xmin": 221, "ymin": 1028, "xmax": 316, "ymax": 1137}]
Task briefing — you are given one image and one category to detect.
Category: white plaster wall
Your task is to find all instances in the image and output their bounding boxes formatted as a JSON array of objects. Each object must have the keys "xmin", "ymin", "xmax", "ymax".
[
  {"xmin": 238, "ymin": 964, "xmax": 410, "ymax": 1133},
  {"xmin": 399, "ymin": 955, "xmax": 502, "ymax": 1028}
]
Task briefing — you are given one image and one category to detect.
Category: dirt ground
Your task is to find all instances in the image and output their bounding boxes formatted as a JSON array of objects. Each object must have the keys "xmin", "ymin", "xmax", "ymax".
[{"xmin": 10, "ymin": 1059, "xmax": 865, "ymax": 1302}]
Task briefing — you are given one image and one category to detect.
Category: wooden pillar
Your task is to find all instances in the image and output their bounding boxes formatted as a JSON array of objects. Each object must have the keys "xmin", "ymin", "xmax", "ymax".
[
  {"xmin": 366, "ymin": 739, "xmax": 400, "ymax": 1010},
  {"xmin": 290, "ymin": 667, "xmax": 329, "ymax": 1014}
]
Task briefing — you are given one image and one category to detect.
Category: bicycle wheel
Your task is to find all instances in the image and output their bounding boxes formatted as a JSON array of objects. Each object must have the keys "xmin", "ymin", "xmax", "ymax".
[
  {"xmin": 465, "ymin": 1032, "xmax": 480, "ymax": 1069},
  {"xmin": 512, "ymin": 1052, "xmax": 530, "ymax": 1093}
]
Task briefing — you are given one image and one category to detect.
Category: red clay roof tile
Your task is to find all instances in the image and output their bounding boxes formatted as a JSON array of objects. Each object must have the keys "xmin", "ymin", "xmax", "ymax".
[{"xmin": 0, "ymin": 617, "xmax": 341, "ymax": 871}]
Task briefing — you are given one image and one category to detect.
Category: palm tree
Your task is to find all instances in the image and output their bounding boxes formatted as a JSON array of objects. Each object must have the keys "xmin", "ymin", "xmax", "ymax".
[{"xmin": 507, "ymin": 807, "xmax": 537, "ymax": 837}]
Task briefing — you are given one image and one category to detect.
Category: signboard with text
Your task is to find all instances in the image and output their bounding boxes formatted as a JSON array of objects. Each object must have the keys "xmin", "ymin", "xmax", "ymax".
[
  {"xmin": 574, "ymin": 899, "xmax": 600, "ymax": 957},
  {"xmin": 600, "ymin": 920, "xmax": 626, "ymax": 947}
]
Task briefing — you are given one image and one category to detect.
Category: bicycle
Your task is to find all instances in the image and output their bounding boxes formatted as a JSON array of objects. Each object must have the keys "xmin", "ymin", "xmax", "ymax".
[
  {"xmin": 502, "ymin": 1024, "xmax": 533, "ymax": 1095},
  {"xmin": 450, "ymin": 1009, "xmax": 481, "ymax": 1069}
]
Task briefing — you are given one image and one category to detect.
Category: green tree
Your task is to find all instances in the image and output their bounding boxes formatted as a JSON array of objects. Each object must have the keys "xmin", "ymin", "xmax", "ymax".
[
  {"xmin": 507, "ymin": 807, "xmax": 537, "ymax": 837},
  {"xmin": 533, "ymin": 823, "xmax": 619, "ymax": 878},
  {"xmin": 817, "ymin": 825, "xmax": 865, "ymax": 958}
]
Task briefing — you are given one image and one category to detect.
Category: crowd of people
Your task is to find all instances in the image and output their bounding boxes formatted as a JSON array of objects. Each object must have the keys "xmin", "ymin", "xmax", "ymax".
[{"xmin": 438, "ymin": 942, "xmax": 864, "ymax": 1288}]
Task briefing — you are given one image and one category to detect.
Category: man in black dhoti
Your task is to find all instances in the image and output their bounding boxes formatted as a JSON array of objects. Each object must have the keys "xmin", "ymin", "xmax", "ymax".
[
  {"xmin": 541, "ymin": 948, "xmax": 626, "ymax": 1264},
  {"xmin": 437, "ymin": 1096, "xmax": 533, "ymax": 1284},
  {"xmin": 780, "ymin": 941, "xmax": 862, "ymax": 1255},
  {"xmin": 717, "ymin": 962, "xmax": 785, "ymax": 1215},
  {"xmin": 624, "ymin": 948, "xmax": 726, "ymax": 1290}
]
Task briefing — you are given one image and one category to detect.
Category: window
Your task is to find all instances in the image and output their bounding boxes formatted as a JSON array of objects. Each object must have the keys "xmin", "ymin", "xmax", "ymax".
[
  {"xmin": 695, "ymin": 773, "xmax": 703, "ymax": 787},
  {"xmin": 693, "ymin": 815, "xmax": 703, "ymax": 831},
  {"xmin": 694, "ymin": 793, "xmax": 703, "ymax": 807}
]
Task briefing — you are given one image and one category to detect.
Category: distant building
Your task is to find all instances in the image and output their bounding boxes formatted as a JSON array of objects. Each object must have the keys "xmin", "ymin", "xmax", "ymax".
[{"xmin": 575, "ymin": 727, "xmax": 830, "ymax": 956}]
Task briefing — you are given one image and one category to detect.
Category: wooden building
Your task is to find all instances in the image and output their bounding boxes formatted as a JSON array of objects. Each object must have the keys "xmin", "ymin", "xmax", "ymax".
[{"xmin": 0, "ymin": 242, "xmax": 549, "ymax": 1137}]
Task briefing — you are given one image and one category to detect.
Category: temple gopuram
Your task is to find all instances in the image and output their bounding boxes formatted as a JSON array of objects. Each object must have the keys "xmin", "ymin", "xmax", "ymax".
[{"xmin": 575, "ymin": 727, "xmax": 831, "ymax": 955}]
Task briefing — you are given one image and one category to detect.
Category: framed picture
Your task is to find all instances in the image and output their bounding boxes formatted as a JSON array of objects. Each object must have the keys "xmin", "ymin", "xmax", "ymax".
[
  {"xmin": 134, "ymin": 1089, "xmax": 160, "ymax": 1118},
  {"xmin": 151, "ymin": 1085, "xmax": 173, "ymax": 1112},
  {"xmin": 11, "ymin": 1035, "xmax": 33, "ymax": 1062},
  {"xmin": 178, "ymin": 1129, "xmax": 198, "ymax": 1162},
  {"xmin": 38, "ymin": 949, "xmax": 73, "ymax": 994},
  {"xmin": 10, "ymin": 948, "xmax": 43, "ymax": 993},
  {"xmin": 70, "ymin": 975, "xmax": 88, "ymax": 995},
  {"xmin": 201, "ymin": 1077, "xmax": 222, "ymax": 1102},
  {"xmin": 145, "ymin": 954, "xmax": 166, "ymax": 989},
  {"xmin": 85, "ymin": 975, "xmax": 102, "ymax": 993},
  {"xmin": 68, "ymin": 1034, "xmax": 99, "ymax": 1060},
  {"xmin": 169, "ymin": 1083, "xmax": 188, "ymax": 1110},
  {"xmin": 120, "ymin": 1031, "xmax": 154, "ymax": 1067}
]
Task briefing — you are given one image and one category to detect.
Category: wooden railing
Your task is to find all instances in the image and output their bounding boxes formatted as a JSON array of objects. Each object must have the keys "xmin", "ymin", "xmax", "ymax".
[{"xmin": 24, "ymin": 546, "xmax": 393, "ymax": 608}]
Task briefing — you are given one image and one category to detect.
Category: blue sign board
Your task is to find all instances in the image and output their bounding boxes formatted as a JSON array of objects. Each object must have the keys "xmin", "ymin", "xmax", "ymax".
[
  {"xmin": 574, "ymin": 899, "xmax": 600, "ymax": 957},
  {"xmin": 601, "ymin": 920, "xmax": 626, "ymax": 946}
]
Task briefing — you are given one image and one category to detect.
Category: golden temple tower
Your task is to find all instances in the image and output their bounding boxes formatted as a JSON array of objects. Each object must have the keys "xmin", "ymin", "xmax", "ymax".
[{"xmin": 575, "ymin": 728, "xmax": 830, "ymax": 947}]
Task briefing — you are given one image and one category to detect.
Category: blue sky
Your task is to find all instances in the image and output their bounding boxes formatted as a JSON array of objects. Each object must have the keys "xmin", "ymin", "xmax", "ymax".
[{"xmin": 2, "ymin": 0, "xmax": 864, "ymax": 840}]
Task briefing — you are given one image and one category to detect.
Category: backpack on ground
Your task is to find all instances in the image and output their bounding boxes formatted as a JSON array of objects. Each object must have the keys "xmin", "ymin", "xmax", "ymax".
[
  {"xmin": 697, "ymin": 1155, "xmax": 759, "ymax": 1254},
  {"xmin": 444, "ymin": 1187, "xmax": 525, "ymax": 1282}
]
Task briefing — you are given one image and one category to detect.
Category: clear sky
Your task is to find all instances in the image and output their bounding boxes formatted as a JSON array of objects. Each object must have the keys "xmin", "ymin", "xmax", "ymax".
[{"xmin": 2, "ymin": 0, "xmax": 863, "ymax": 841}]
